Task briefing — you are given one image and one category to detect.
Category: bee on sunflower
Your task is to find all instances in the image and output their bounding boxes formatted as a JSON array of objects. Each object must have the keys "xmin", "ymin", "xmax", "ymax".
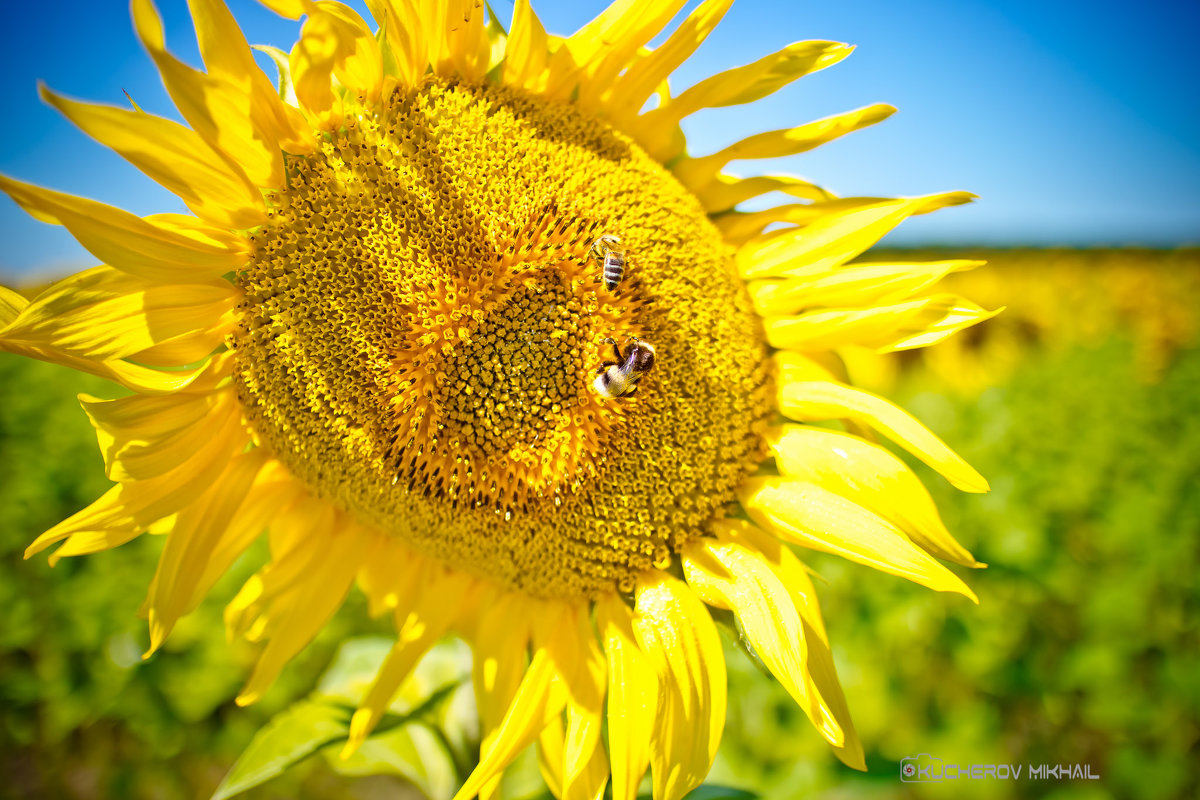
[{"xmin": 0, "ymin": 1, "xmax": 999, "ymax": 798}]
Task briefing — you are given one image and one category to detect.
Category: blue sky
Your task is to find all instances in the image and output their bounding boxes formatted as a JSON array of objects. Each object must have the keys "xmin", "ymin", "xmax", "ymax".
[{"xmin": 1, "ymin": 0, "xmax": 1197, "ymax": 279}]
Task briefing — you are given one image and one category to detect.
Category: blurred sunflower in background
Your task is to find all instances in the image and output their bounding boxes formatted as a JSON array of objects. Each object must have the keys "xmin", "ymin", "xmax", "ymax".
[{"xmin": 0, "ymin": 0, "xmax": 999, "ymax": 798}]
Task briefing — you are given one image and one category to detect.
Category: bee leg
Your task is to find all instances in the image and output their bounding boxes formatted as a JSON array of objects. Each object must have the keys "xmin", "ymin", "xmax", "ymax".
[
  {"xmin": 601, "ymin": 338, "xmax": 622, "ymax": 362},
  {"xmin": 625, "ymin": 385, "xmax": 639, "ymax": 397}
]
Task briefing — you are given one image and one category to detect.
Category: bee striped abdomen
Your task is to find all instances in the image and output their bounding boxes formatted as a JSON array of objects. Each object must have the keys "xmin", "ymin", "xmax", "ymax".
[{"xmin": 602, "ymin": 251, "xmax": 626, "ymax": 291}]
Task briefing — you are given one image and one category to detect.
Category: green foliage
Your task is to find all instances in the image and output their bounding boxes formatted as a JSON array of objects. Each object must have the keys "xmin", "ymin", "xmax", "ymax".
[
  {"xmin": 212, "ymin": 701, "xmax": 353, "ymax": 800},
  {"xmin": 214, "ymin": 636, "xmax": 472, "ymax": 800},
  {"xmin": 676, "ymin": 788, "xmax": 760, "ymax": 799}
]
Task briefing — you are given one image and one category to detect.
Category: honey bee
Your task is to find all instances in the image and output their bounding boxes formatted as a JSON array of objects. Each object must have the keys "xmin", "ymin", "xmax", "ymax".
[
  {"xmin": 589, "ymin": 234, "xmax": 626, "ymax": 291},
  {"xmin": 592, "ymin": 337, "xmax": 656, "ymax": 398}
]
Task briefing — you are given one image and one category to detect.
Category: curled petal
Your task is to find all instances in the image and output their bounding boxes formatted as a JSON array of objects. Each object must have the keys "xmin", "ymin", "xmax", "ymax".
[
  {"xmin": 768, "ymin": 424, "xmax": 981, "ymax": 566},
  {"xmin": 739, "ymin": 476, "xmax": 977, "ymax": 601},
  {"xmin": 737, "ymin": 195, "xmax": 975, "ymax": 280},
  {"xmin": 747, "ymin": 257, "xmax": 981, "ymax": 315},
  {"xmin": 776, "ymin": 377, "xmax": 989, "ymax": 492}
]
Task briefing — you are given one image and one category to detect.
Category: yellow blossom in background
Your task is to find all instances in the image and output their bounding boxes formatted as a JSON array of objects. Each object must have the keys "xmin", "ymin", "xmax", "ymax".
[
  {"xmin": 841, "ymin": 248, "xmax": 1200, "ymax": 395},
  {"xmin": 0, "ymin": 0, "xmax": 998, "ymax": 798}
]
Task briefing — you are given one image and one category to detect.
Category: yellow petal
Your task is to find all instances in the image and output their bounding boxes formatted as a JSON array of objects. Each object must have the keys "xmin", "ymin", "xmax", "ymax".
[
  {"xmin": 737, "ymin": 195, "xmax": 973, "ymax": 280},
  {"xmin": 483, "ymin": 9, "xmax": 508, "ymax": 76},
  {"xmin": 767, "ymin": 424, "xmax": 980, "ymax": 567},
  {"xmin": 713, "ymin": 520, "xmax": 865, "ymax": 769},
  {"xmin": 343, "ymin": 565, "xmax": 475, "ymax": 755},
  {"xmin": 171, "ymin": 459, "xmax": 303, "ymax": 625},
  {"xmin": 130, "ymin": 307, "xmax": 239, "ymax": 367},
  {"xmin": 258, "ymin": 0, "xmax": 308, "ymax": 17},
  {"xmin": 716, "ymin": 192, "xmax": 976, "ymax": 246},
  {"xmin": 367, "ymin": 0, "xmax": 427, "ymax": 86},
  {"xmin": 471, "ymin": 591, "xmax": 533, "ymax": 799},
  {"xmin": 681, "ymin": 535, "xmax": 843, "ymax": 747},
  {"xmin": 452, "ymin": 629, "xmax": 571, "ymax": 800},
  {"xmin": 26, "ymin": 402, "xmax": 248, "ymax": 561},
  {"xmin": 226, "ymin": 497, "xmax": 333, "ymax": 640},
  {"xmin": 0, "ymin": 176, "xmax": 247, "ymax": 283},
  {"xmin": 886, "ymin": 299, "xmax": 1005, "ymax": 351},
  {"xmin": 0, "ymin": 337, "xmax": 214, "ymax": 395},
  {"xmin": 777, "ymin": 377, "xmax": 989, "ymax": 492},
  {"xmin": 321, "ymin": 2, "xmax": 384, "ymax": 96},
  {"xmin": 1, "ymin": 266, "xmax": 236, "ymax": 364},
  {"xmin": 80, "ymin": 388, "xmax": 233, "ymax": 481},
  {"xmin": 537, "ymin": 713, "xmax": 566, "ymax": 799},
  {"xmin": 674, "ymin": 104, "xmax": 895, "ymax": 192},
  {"xmin": 766, "ymin": 296, "xmax": 934, "ymax": 350},
  {"xmin": 604, "ymin": 0, "xmax": 734, "ymax": 120},
  {"xmin": 237, "ymin": 511, "xmax": 369, "ymax": 704},
  {"xmin": 571, "ymin": 735, "xmax": 609, "ymax": 800},
  {"xmin": 290, "ymin": 4, "xmax": 382, "ymax": 128},
  {"xmin": 633, "ymin": 572, "xmax": 725, "ymax": 800},
  {"xmin": 41, "ymin": 512, "xmax": 147, "ymax": 564},
  {"xmin": 596, "ymin": 594, "xmax": 655, "ymax": 800},
  {"xmin": 797, "ymin": 614, "xmax": 865, "ymax": 770},
  {"xmin": 764, "ymin": 294, "xmax": 1000, "ymax": 353},
  {"xmin": 504, "ymin": 0, "xmax": 552, "ymax": 92},
  {"xmin": 561, "ymin": 605, "xmax": 606, "ymax": 800},
  {"xmin": 41, "ymin": 86, "xmax": 264, "ymax": 229},
  {"xmin": 692, "ymin": 172, "xmax": 833, "ymax": 215},
  {"xmin": 542, "ymin": 0, "xmax": 687, "ymax": 105},
  {"xmin": 144, "ymin": 447, "xmax": 270, "ymax": 651},
  {"xmin": 539, "ymin": 705, "xmax": 609, "ymax": 800},
  {"xmin": 739, "ymin": 476, "xmax": 977, "ymax": 601},
  {"xmin": 420, "ymin": 0, "xmax": 490, "ymax": 82},
  {"xmin": 568, "ymin": 0, "xmax": 689, "ymax": 111},
  {"xmin": 132, "ymin": 0, "xmax": 284, "ymax": 190},
  {"xmin": 189, "ymin": 0, "xmax": 314, "ymax": 153},
  {"xmin": 0, "ymin": 286, "xmax": 28, "ymax": 325},
  {"xmin": 747, "ymin": 259, "xmax": 982, "ymax": 315},
  {"xmin": 652, "ymin": 40, "xmax": 852, "ymax": 125},
  {"xmin": 356, "ymin": 536, "xmax": 426, "ymax": 619}
]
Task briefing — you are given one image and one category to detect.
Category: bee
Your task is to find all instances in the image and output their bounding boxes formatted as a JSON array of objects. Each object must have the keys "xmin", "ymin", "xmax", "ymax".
[
  {"xmin": 589, "ymin": 234, "xmax": 626, "ymax": 291},
  {"xmin": 592, "ymin": 337, "xmax": 656, "ymax": 398}
]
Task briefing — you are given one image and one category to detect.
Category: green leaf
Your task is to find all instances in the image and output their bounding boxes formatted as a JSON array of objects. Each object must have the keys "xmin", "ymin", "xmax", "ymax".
[
  {"xmin": 214, "ymin": 637, "xmax": 479, "ymax": 799},
  {"xmin": 637, "ymin": 788, "xmax": 760, "ymax": 800},
  {"xmin": 326, "ymin": 722, "xmax": 458, "ymax": 800},
  {"xmin": 211, "ymin": 701, "xmax": 349, "ymax": 800},
  {"xmin": 317, "ymin": 635, "xmax": 396, "ymax": 705},
  {"xmin": 685, "ymin": 787, "xmax": 760, "ymax": 800},
  {"xmin": 317, "ymin": 635, "xmax": 473, "ymax": 714}
]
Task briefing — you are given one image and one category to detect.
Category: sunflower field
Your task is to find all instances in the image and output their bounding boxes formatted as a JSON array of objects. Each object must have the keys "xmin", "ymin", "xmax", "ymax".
[{"xmin": 2, "ymin": 247, "xmax": 1196, "ymax": 800}]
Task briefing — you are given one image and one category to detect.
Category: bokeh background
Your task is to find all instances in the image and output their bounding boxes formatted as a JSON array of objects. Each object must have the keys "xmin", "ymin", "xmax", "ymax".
[{"xmin": 1, "ymin": 1, "xmax": 1197, "ymax": 798}]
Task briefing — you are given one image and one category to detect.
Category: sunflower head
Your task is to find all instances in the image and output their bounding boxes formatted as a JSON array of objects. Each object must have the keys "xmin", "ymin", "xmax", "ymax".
[
  {"xmin": 1, "ymin": 0, "xmax": 997, "ymax": 797},
  {"xmin": 233, "ymin": 75, "xmax": 773, "ymax": 598}
]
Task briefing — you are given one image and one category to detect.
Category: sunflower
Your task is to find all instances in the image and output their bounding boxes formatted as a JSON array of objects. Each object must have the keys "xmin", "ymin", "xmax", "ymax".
[{"xmin": 1, "ymin": 0, "xmax": 998, "ymax": 798}]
